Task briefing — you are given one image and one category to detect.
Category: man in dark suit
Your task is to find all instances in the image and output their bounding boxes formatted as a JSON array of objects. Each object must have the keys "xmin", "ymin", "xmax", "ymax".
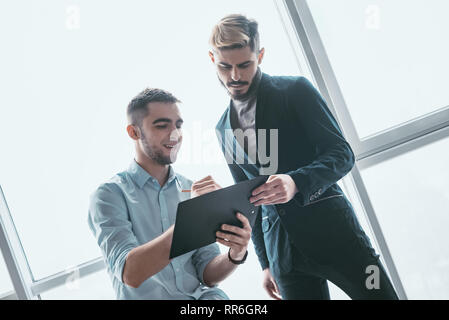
[{"xmin": 209, "ymin": 14, "xmax": 399, "ymax": 300}]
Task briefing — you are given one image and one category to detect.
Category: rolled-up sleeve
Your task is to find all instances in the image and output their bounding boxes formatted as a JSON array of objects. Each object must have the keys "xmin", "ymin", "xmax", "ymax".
[
  {"xmin": 191, "ymin": 243, "xmax": 221, "ymax": 286},
  {"xmin": 87, "ymin": 183, "xmax": 139, "ymax": 283}
]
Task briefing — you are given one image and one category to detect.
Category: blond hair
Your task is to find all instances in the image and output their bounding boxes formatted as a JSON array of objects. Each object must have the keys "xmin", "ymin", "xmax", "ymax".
[{"xmin": 209, "ymin": 14, "xmax": 260, "ymax": 52}]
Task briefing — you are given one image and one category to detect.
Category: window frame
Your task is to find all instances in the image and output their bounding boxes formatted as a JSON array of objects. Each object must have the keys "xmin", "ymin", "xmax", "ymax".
[
  {"xmin": 3, "ymin": 0, "xmax": 447, "ymax": 300},
  {"xmin": 281, "ymin": 0, "xmax": 449, "ymax": 300},
  {"xmin": 0, "ymin": 186, "xmax": 38, "ymax": 299}
]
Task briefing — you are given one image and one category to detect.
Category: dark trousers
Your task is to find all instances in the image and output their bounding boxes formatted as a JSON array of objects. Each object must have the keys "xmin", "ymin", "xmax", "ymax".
[{"xmin": 273, "ymin": 206, "xmax": 399, "ymax": 300}]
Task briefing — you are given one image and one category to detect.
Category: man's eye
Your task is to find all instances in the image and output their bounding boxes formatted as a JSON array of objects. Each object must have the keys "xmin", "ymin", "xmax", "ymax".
[
  {"xmin": 239, "ymin": 64, "xmax": 249, "ymax": 69},
  {"xmin": 156, "ymin": 125, "xmax": 167, "ymax": 129},
  {"xmin": 220, "ymin": 65, "xmax": 231, "ymax": 69}
]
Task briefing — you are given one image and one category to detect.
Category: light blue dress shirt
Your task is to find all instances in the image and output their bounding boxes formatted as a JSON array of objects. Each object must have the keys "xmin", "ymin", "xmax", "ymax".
[{"xmin": 87, "ymin": 160, "xmax": 229, "ymax": 300}]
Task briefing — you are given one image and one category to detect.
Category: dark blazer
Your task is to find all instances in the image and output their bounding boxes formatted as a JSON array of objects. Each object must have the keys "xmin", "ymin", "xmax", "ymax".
[{"xmin": 215, "ymin": 73, "xmax": 356, "ymax": 270}]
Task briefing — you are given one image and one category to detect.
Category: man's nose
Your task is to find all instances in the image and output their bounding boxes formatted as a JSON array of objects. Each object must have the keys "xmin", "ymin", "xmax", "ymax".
[
  {"xmin": 231, "ymin": 67, "xmax": 240, "ymax": 82},
  {"xmin": 170, "ymin": 127, "xmax": 182, "ymax": 141}
]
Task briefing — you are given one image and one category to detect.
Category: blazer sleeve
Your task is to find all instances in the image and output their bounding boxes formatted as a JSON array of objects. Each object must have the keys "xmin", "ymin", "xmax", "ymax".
[{"xmin": 286, "ymin": 77, "xmax": 355, "ymax": 206}]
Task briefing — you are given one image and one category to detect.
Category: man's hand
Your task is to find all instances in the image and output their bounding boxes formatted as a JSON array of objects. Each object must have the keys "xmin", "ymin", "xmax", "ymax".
[
  {"xmin": 262, "ymin": 268, "xmax": 282, "ymax": 300},
  {"xmin": 202, "ymin": 213, "xmax": 252, "ymax": 287},
  {"xmin": 249, "ymin": 174, "xmax": 299, "ymax": 206},
  {"xmin": 216, "ymin": 212, "xmax": 251, "ymax": 260},
  {"xmin": 191, "ymin": 175, "xmax": 221, "ymax": 198}
]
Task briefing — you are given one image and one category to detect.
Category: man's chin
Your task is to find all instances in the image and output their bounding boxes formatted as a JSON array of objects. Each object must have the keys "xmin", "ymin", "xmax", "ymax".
[
  {"xmin": 166, "ymin": 150, "xmax": 179, "ymax": 164},
  {"xmin": 153, "ymin": 150, "xmax": 177, "ymax": 165},
  {"xmin": 155, "ymin": 156, "xmax": 173, "ymax": 165},
  {"xmin": 229, "ymin": 88, "xmax": 249, "ymax": 100}
]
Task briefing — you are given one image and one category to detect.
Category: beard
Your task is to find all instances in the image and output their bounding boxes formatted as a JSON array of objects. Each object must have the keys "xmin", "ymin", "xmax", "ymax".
[
  {"xmin": 217, "ymin": 68, "xmax": 261, "ymax": 101},
  {"xmin": 140, "ymin": 130, "xmax": 176, "ymax": 165},
  {"xmin": 217, "ymin": 74, "xmax": 250, "ymax": 101}
]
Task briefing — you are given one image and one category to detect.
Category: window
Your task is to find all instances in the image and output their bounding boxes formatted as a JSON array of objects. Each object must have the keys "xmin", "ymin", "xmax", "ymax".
[
  {"xmin": 361, "ymin": 136, "xmax": 449, "ymax": 299},
  {"xmin": 0, "ymin": 0, "xmax": 299, "ymax": 298},
  {"xmin": 284, "ymin": 0, "xmax": 449, "ymax": 299},
  {"xmin": 39, "ymin": 269, "xmax": 115, "ymax": 300},
  {"xmin": 306, "ymin": 0, "xmax": 449, "ymax": 139},
  {"xmin": 0, "ymin": 257, "xmax": 13, "ymax": 297}
]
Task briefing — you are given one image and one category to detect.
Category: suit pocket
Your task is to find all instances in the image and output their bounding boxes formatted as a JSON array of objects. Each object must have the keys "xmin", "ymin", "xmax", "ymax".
[{"xmin": 305, "ymin": 193, "xmax": 351, "ymax": 212}]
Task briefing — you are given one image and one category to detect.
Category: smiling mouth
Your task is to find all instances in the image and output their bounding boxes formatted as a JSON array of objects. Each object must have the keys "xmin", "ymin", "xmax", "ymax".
[{"xmin": 163, "ymin": 143, "xmax": 178, "ymax": 149}]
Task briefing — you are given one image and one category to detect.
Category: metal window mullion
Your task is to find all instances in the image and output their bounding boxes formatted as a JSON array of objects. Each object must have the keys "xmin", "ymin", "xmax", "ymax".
[
  {"xmin": 358, "ymin": 120, "xmax": 449, "ymax": 170},
  {"xmin": 357, "ymin": 106, "xmax": 449, "ymax": 161},
  {"xmin": 0, "ymin": 187, "xmax": 37, "ymax": 299},
  {"xmin": 30, "ymin": 256, "xmax": 105, "ymax": 296},
  {"xmin": 283, "ymin": 0, "xmax": 408, "ymax": 299},
  {"xmin": 0, "ymin": 290, "xmax": 17, "ymax": 300},
  {"xmin": 1, "ymin": 185, "xmax": 107, "ymax": 299},
  {"xmin": 274, "ymin": 0, "xmax": 311, "ymax": 78},
  {"xmin": 280, "ymin": 0, "xmax": 362, "ymax": 155},
  {"xmin": 348, "ymin": 167, "xmax": 407, "ymax": 299}
]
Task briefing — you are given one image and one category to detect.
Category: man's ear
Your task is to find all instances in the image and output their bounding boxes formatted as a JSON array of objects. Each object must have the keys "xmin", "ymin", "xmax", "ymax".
[
  {"xmin": 208, "ymin": 50, "xmax": 215, "ymax": 63},
  {"xmin": 258, "ymin": 47, "xmax": 265, "ymax": 64},
  {"xmin": 126, "ymin": 124, "xmax": 140, "ymax": 140}
]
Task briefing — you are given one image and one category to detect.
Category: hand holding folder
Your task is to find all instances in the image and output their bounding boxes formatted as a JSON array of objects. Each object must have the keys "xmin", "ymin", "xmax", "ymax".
[{"xmin": 169, "ymin": 175, "xmax": 268, "ymax": 259}]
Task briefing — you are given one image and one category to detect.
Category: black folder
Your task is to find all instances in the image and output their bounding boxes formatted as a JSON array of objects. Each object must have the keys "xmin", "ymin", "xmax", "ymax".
[{"xmin": 169, "ymin": 175, "xmax": 268, "ymax": 259}]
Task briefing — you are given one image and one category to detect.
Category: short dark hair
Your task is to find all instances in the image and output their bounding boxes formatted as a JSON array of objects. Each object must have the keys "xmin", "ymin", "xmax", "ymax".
[{"xmin": 127, "ymin": 88, "xmax": 180, "ymax": 127}]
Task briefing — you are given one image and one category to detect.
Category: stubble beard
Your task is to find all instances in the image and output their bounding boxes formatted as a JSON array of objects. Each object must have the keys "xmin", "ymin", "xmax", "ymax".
[
  {"xmin": 140, "ymin": 130, "xmax": 174, "ymax": 165},
  {"xmin": 217, "ymin": 74, "xmax": 249, "ymax": 101}
]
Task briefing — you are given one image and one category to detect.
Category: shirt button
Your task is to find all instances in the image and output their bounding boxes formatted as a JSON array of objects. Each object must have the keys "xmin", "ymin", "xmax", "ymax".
[
  {"xmin": 278, "ymin": 209, "xmax": 286, "ymax": 216},
  {"xmin": 176, "ymin": 268, "xmax": 180, "ymax": 272}
]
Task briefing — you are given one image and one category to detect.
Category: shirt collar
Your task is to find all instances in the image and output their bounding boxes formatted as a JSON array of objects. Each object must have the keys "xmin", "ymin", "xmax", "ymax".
[{"xmin": 128, "ymin": 159, "xmax": 178, "ymax": 189}]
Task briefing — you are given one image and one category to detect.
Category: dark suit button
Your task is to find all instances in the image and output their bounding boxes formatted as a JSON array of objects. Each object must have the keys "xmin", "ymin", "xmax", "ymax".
[{"xmin": 278, "ymin": 209, "xmax": 286, "ymax": 216}]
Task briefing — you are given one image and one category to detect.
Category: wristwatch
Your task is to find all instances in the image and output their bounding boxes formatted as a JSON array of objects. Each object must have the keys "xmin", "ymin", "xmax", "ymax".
[{"xmin": 228, "ymin": 248, "xmax": 248, "ymax": 265}]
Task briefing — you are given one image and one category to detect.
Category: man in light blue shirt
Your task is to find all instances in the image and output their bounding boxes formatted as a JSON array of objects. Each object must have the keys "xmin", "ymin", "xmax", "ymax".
[{"xmin": 88, "ymin": 88, "xmax": 252, "ymax": 300}]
